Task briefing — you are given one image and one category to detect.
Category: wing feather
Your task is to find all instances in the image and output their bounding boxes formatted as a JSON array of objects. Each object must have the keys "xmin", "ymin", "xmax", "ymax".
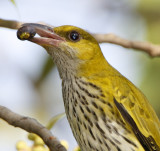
[
  {"xmin": 114, "ymin": 98, "xmax": 159, "ymax": 151},
  {"xmin": 112, "ymin": 76, "xmax": 160, "ymax": 151}
]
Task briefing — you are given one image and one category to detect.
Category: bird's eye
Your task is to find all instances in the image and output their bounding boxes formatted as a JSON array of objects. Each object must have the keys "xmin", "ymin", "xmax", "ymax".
[{"xmin": 69, "ymin": 31, "xmax": 80, "ymax": 42}]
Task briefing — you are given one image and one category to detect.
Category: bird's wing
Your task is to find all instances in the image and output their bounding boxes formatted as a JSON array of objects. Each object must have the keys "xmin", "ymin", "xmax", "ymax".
[{"xmin": 113, "ymin": 79, "xmax": 160, "ymax": 151}]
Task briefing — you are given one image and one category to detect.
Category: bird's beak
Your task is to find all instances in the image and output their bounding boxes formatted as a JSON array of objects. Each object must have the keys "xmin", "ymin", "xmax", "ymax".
[{"xmin": 17, "ymin": 23, "xmax": 65, "ymax": 46}]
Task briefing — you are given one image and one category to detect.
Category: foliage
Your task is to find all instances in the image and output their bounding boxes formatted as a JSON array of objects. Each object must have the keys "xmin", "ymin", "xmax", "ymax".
[
  {"xmin": 10, "ymin": 0, "xmax": 16, "ymax": 6},
  {"xmin": 138, "ymin": 0, "xmax": 160, "ymax": 117}
]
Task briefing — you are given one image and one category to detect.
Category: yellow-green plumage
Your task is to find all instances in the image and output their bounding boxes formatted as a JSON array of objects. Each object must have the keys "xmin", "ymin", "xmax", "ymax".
[{"xmin": 18, "ymin": 24, "xmax": 160, "ymax": 151}]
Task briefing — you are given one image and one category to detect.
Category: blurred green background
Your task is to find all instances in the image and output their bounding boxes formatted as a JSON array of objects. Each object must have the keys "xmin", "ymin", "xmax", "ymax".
[{"xmin": 138, "ymin": 0, "xmax": 160, "ymax": 117}]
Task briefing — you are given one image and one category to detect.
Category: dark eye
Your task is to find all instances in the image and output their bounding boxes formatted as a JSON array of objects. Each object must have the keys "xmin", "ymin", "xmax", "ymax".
[{"xmin": 69, "ymin": 31, "xmax": 80, "ymax": 42}]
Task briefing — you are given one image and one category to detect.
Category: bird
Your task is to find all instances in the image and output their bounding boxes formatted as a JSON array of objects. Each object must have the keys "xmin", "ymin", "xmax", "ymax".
[{"xmin": 17, "ymin": 23, "xmax": 160, "ymax": 151}]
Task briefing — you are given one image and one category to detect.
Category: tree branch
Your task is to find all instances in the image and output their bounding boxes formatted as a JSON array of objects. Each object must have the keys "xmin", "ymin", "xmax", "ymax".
[
  {"xmin": 0, "ymin": 105, "xmax": 67, "ymax": 151},
  {"xmin": 93, "ymin": 33, "xmax": 160, "ymax": 57},
  {"xmin": 0, "ymin": 18, "xmax": 22, "ymax": 29},
  {"xmin": 1, "ymin": 18, "xmax": 160, "ymax": 57}
]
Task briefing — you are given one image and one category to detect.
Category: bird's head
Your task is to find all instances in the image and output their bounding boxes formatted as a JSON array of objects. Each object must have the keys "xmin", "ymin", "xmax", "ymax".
[{"xmin": 17, "ymin": 24, "xmax": 107, "ymax": 79}]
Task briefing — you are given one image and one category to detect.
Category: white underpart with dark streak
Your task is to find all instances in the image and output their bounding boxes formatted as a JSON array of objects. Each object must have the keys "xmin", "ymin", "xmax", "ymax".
[{"xmin": 62, "ymin": 77, "xmax": 142, "ymax": 151}]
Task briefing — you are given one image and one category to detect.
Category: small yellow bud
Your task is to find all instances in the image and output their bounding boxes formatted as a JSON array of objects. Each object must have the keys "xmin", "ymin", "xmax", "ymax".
[
  {"xmin": 32, "ymin": 146, "xmax": 45, "ymax": 151},
  {"xmin": 28, "ymin": 133, "xmax": 36, "ymax": 141},
  {"xmin": 16, "ymin": 141, "xmax": 28, "ymax": 149},
  {"xmin": 16, "ymin": 140, "xmax": 31, "ymax": 151},
  {"xmin": 73, "ymin": 146, "xmax": 81, "ymax": 151},
  {"xmin": 60, "ymin": 140, "xmax": 69, "ymax": 150},
  {"xmin": 34, "ymin": 136, "xmax": 44, "ymax": 145},
  {"xmin": 28, "ymin": 133, "xmax": 44, "ymax": 145}
]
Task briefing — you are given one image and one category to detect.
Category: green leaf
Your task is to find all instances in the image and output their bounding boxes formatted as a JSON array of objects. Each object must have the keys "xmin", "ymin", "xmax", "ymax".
[
  {"xmin": 10, "ymin": 0, "xmax": 16, "ymax": 6},
  {"xmin": 46, "ymin": 113, "xmax": 66, "ymax": 130},
  {"xmin": 34, "ymin": 57, "xmax": 55, "ymax": 87}
]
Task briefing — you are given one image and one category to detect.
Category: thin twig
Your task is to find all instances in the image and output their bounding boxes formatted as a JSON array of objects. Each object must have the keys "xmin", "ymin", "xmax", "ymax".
[
  {"xmin": 93, "ymin": 33, "xmax": 160, "ymax": 57},
  {"xmin": 0, "ymin": 105, "xmax": 67, "ymax": 151},
  {"xmin": 1, "ymin": 18, "xmax": 160, "ymax": 57},
  {"xmin": 0, "ymin": 18, "xmax": 22, "ymax": 29}
]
